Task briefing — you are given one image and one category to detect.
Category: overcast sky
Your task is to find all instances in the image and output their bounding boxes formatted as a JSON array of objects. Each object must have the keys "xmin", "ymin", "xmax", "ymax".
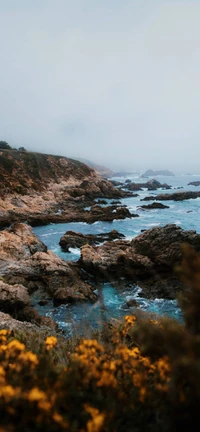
[{"xmin": 0, "ymin": 0, "xmax": 200, "ymax": 173}]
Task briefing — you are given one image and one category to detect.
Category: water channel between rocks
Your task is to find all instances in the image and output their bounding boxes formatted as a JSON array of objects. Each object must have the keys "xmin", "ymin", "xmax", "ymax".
[{"xmin": 32, "ymin": 174, "xmax": 200, "ymax": 334}]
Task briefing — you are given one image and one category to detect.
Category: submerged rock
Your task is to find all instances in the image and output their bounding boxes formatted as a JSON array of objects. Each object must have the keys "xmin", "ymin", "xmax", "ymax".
[{"xmin": 59, "ymin": 230, "xmax": 125, "ymax": 252}]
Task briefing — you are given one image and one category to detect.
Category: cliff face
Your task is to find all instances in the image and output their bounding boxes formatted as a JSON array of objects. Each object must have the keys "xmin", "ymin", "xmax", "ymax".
[
  {"xmin": 0, "ymin": 150, "xmax": 126, "ymax": 226},
  {"xmin": 0, "ymin": 150, "xmax": 96, "ymax": 195}
]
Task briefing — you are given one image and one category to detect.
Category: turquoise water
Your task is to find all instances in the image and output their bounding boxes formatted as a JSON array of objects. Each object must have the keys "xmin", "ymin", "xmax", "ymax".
[{"xmin": 33, "ymin": 174, "xmax": 200, "ymax": 333}]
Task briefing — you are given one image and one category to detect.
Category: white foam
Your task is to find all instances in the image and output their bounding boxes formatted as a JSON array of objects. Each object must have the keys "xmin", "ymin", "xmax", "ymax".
[{"xmin": 68, "ymin": 248, "xmax": 80, "ymax": 255}]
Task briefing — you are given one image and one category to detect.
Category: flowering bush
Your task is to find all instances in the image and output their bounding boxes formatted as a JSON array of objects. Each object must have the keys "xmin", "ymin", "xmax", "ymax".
[{"xmin": 0, "ymin": 245, "xmax": 199, "ymax": 431}]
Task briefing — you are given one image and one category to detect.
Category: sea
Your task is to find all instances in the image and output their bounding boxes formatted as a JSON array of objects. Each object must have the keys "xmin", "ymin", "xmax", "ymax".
[{"xmin": 32, "ymin": 173, "xmax": 200, "ymax": 335}]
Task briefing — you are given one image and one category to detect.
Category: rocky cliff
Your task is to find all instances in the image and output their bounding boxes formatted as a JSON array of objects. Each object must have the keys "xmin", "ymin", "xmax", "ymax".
[{"xmin": 0, "ymin": 150, "xmax": 128, "ymax": 226}]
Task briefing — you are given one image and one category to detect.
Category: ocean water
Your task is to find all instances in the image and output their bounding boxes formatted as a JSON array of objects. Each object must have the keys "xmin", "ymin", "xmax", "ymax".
[{"xmin": 33, "ymin": 174, "xmax": 200, "ymax": 334}]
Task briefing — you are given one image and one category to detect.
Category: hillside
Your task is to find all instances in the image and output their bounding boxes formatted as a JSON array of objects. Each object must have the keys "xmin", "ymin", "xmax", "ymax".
[
  {"xmin": 0, "ymin": 150, "xmax": 94, "ymax": 194},
  {"xmin": 0, "ymin": 149, "xmax": 127, "ymax": 227}
]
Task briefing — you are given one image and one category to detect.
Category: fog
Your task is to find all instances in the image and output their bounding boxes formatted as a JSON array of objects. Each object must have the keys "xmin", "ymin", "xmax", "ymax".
[{"xmin": 0, "ymin": 1, "xmax": 200, "ymax": 173}]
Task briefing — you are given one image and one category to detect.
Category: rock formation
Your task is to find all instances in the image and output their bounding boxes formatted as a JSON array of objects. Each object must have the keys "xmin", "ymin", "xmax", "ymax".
[
  {"xmin": 125, "ymin": 179, "xmax": 171, "ymax": 192},
  {"xmin": 80, "ymin": 224, "xmax": 200, "ymax": 299},
  {"xmin": 141, "ymin": 191, "xmax": 200, "ymax": 202},
  {"xmin": 59, "ymin": 230, "xmax": 125, "ymax": 252},
  {"xmin": 0, "ymin": 150, "xmax": 131, "ymax": 228},
  {"xmin": 138, "ymin": 202, "xmax": 169, "ymax": 210},
  {"xmin": 188, "ymin": 181, "xmax": 200, "ymax": 186},
  {"xmin": 0, "ymin": 223, "xmax": 97, "ymax": 325}
]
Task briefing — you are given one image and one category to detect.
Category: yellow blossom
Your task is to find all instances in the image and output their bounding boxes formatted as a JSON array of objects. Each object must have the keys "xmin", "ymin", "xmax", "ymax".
[
  {"xmin": 125, "ymin": 315, "xmax": 136, "ymax": 325},
  {"xmin": 28, "ymin": 387, "xmax": 47, "ymax": 402},
  {"xmin": 0, "ymin": 385, "xmax": 17, "ymax": 401},
  {"xmin": 85, "ymin": 405, "xmax": 105, "ymax": 432},
  {"xmin": 6, "ymin": 340, "xmax": 25, "ymax": 353},
  {"xmin": 18, "ymin": 351, "xmax": 39, "ymax": 368},
  {"xmin": 45, "ymin": 336, "xmax": 57, "ymax": 350},
  {"xmin": 0, "ymin": 329, "xmax": 10, "ymax": 336}
]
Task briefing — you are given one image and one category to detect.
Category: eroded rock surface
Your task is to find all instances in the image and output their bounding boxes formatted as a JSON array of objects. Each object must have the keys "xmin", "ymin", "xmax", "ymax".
[
  {"xmin": 59, "ymin": 230, "xmax": 125, "ymax": 252},
  {"xmin": 0, "ymin": 223, "xmax": 97, "ymax": 316},
  {"xmin": 80, "ymin": 224, "xmax": 200, "ymax": 299}
]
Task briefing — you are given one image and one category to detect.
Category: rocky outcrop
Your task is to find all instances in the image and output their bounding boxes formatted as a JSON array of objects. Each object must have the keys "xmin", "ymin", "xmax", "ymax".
[
  {"xmin": 0, "ymin": 280, "xmax": 56, "ymax": 328},
  {"xmin": 0, "ymin": 312, "xmax": 41, "ymax": 332},
  {"xmin": 0, "ymin": 150, "xmax": 131, "ymax": 228},
  {"xmin": 80, "ymin": 225, "xmax": 200, "ymax": 299},
  {"xmin": 188, "ymin": 181, "xmax": 200, "ymax": 186},
  {"xmin": 0, "ymin": 223, "xmax": 97, "ymax": 314},
  {"xmin": 125, "ymin": 179, "xmax": 171, "ymax": 192},
  {"xmin": 59, "ymin": 230, "xmax": 125, "ymax": 252},
  {"xmin": 84, "ymin": 205, "xmax": 138, "ymax": 223},
  {"xmin": 138, "ymin": 202, "xmax": 169, "ymax": 210},
  {"xmin": 141, "ymin": 191, "xmax": 200, "ymax": 201}
]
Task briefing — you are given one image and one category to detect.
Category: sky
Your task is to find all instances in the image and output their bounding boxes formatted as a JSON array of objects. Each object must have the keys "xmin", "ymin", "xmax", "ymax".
[{"xmin": 0, "ymin": 0, "xmax": 200, "ymax": 173}]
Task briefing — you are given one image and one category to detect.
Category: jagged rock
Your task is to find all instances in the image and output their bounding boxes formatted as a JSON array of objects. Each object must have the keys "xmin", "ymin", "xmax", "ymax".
[
  {"xmin": 0, "ymin": 223, "xmax": 97, "ymax": 313},
  {"xmin": 138, "ymin": 202, "xmax": 169, "ymax": 210},
  {"xmin": 80, "ymin": 225, "xmax": 200, "ymax": 299},
  {"xmin": 59, "ymin": 230, "xmax": 125, "ymax": 252},
  {"xmin": 125, "ymin": 179, "xmax": 171, "ymax": 192},
  {"xmin": 141, "ymin": 191, "xmax": 200, "ymax": 201}
]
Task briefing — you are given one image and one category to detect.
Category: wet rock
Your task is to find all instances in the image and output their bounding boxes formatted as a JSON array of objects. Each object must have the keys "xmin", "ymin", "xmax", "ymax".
[
  {"xmin": 126, "ymin": 298, "xmax": 140, "ymax": 308},
  {"xmin": 83, "ymin": 205, "xmax": 138, "ymax": 223},
  {"xmin": 188, "ymin": 181, "xmax": 200, "ymax": 186},
  {"xmin": 141, "ymin": 191, "xmax": 200, "ymax": 202},
  {"xmin": 80, "ymin": 224, "xmax": 200, "ymax": 299},
  {"xmin": 125, "ymin": 179, "xmax": 171, "ymax": 192},
  {"xmin": 59, "ymin": 230, "xmax": 125, "ymax": 252},
  {"xmin": 138, "ymin": 202, "xmax": 169, "ymax": 210}
]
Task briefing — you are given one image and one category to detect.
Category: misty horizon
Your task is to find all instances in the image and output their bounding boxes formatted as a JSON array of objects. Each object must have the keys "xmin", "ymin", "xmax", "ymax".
[{"xmin": 1, "ymin": 1, "xmax": 200, "ymax": 174}]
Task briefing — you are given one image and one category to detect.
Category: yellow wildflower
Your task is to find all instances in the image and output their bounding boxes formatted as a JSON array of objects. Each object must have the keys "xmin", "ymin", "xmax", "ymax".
[
  {"xmin": 97, "ymin": 371, "xmax": 117, "ymax": 388},
  {"xmin": 45, "ymin": 336, "xmax": 57, "ymax": 350},
  {"xmin": 28, "ymin": 387, "xmax": 47, "ymax": 402},
  {"xmin": 85, "ymin": 405, "xmax": 105, "ymax": 432},
  {"xmin": 0, "ymin": 385, "xmax": 16, "ymax": 401},
  {"xmin": 19, "ymin": 351, "xmax": 39, "ymax": 367},
  {"xmin": 6, "ymin": 340, "xmax": 25, "ymax": 353},
  {"xmin": 0, "ymin": 329, "xmax": 10, "ymax": 336},
  {"xmin": 125, "ymin": 315, "xmax": 136, "ymax": 325}
]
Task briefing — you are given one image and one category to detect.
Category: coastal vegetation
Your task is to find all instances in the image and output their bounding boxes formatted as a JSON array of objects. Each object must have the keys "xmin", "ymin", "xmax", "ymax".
[{"xmin": 0, "ymin": 246, "xmax": 199, "ymax": 431}]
